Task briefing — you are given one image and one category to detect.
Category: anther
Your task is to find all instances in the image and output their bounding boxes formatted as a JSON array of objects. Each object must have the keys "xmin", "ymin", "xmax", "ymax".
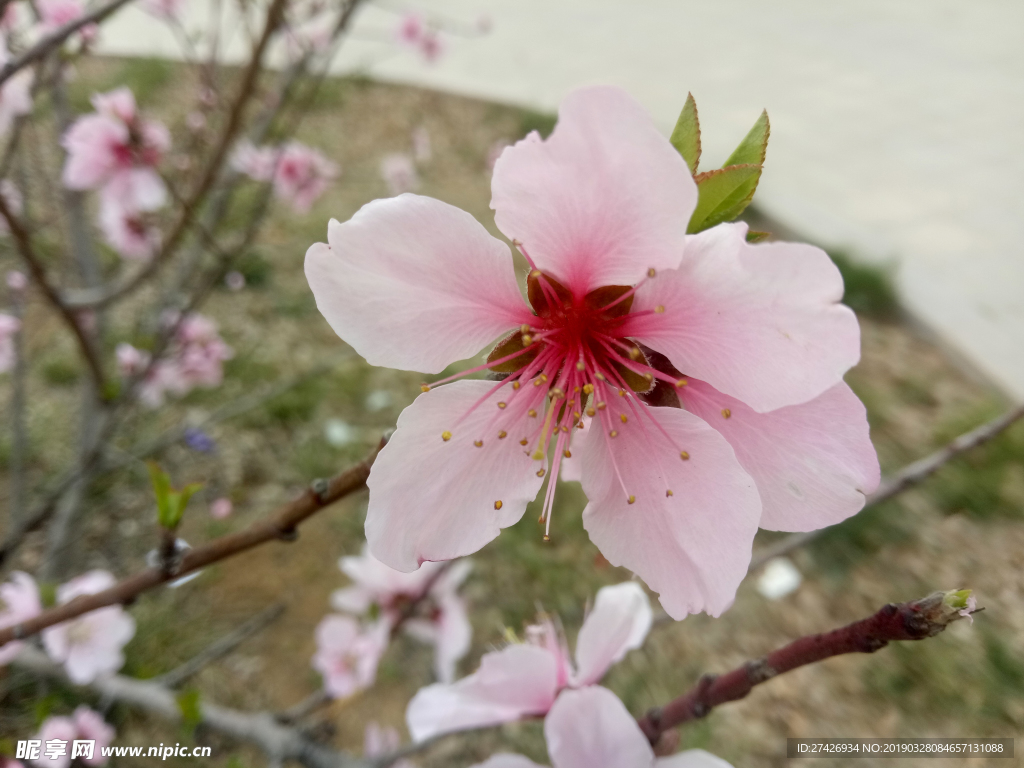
[
  {"xmin": 676, "ymin": 378, "xmax": 688, "ymax": 387},
  {"xmin": 721, "ymin": 408, "xmax": 731, "ymax": 419},
  {"xmin": 498, "ymin": 401, "xmax": 507, "ymax": 409},
  {"xmin": 520, "ymin": 438, "xmax": 528, "ymax": 446},
  {"xmin": 618, "ymin": 388, "xmax": 626, "ymax": 397},
  {"xmin": 520, "ymin": 323, "xmax": 531, "ymax": 334},
  {"xmin": 474, "ymin": 440, "xmax": 483, "ymax": 447},
  {"xmin": 582, "ymin": 383, "xmax": 594, "ymax": 394},
  {"xmin": 420, "ymin": 384, "xmax": 430, "ymax": 392},
  {"xmin": 536, "ymin": 468, "xmax": 546, "ymax": 477},
  {"xmin": 609, "ymin": 430, "xmax": 618, "ymax": 438},
  {"xmin": 647, "ymin": 267, "xmax": 656, "ymax": 278},
  {"xmin": 494, "ymin": 500, "xmax": 503, "ymax": 510},
  {"xmin": 498, "ymin": 430, "xmax": 507, "ymax": 439},
  {"xmin": 595, "ymin": 372, "xmax": 606, "ymax": 381},
  {"xmin": 620, "ymin": 414, "xmax": 628, "ymax": 423},
  {"xmin": 654, "ymin": 305, "xmax": 665, "ymax": 314},
  {"xmin": 549, "ymin": 388, "xmax": 565, "ymax": 400},
  {"xmin": 573, "ymin": 411, "xmax": 581, "ymax": 419},
  {"xmin": 560, "ymin": 425, "xmax": 570, "ymax": 433},
  {"xmin": 680, "ymin": 451, "xmax": 690, "ymax": 460},
  {"xmin": 512, "ymin": 381, "xmax": 521, "ymax": 390},
  {"xmin": 542, "ymin": 534, "xmax": 551, "ymax": 542},
  {"xmin": 441, "ymin": 431, "xmax": 452, "ymax": 442},
  {"xmin": 666, "ymin": 489, "xmax": 674, "ymax": 497},
  {"xmin": 522, "ymin": 334, "xmax": 533, "ymax": 345},
  {"xmin": 586, "ymin": 407, "xmax": 596, "ymax": 417},
  {"xmin": 576, "ymin": 361, "xmax": 585, "ymax": 371},
  {"xmin": 596, "ymin": 401, "xmax": 607, "ymax": 410},
  {"xmin": 563, "ymin": 450, "xmax": 572, "ymax": 458},
  {"xmin": 627, "ymin": 495, "xmax": 636, "ymax": 504},
  {"xmin": 628, "ymin": 347, "xmax": 641, "ymax": 360},
  {"xmin": 528, "ymin": 409, "xmax": 537, "ymax": 418},
  {"xmin": 529, "ymin": 269, "xmax": 542, "ymax": 279},
  {"xmin": 643, "ymin": 373, "xmax": 653, "ymax": 382}
]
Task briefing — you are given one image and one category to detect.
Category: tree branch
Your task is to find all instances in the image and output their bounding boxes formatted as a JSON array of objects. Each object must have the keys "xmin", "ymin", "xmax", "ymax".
[
  {"xmin": 0, "ymin": 439, "xmax": 385, "ymax": 646},
  {"xmin": 750, "ymin": 402, "xmax": 1024, "ymax": 569},
  {"xmin": 0, "ymin": 0, "xmax": 135, "ymax": 87},
  {"xmin": 636, "ymin": 590, "xmax": 976, "ymax": 744}
]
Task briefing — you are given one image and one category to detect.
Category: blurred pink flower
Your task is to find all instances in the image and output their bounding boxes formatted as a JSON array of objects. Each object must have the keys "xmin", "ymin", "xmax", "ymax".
[
  {"xmin": 332, "ymin": 547, "xmax": 471, "ymax": 682},
  {"xmin": 363, "ymin": 722, "xmax": 415, "ymax": 767},
  {"xmin": 224, "ymin": 270, "xmax": 246, "ymax": 291},
  {"xmin": 0, "ymin": 312, "xmax": 20, "ymax": 374},
  {"xmin": 42, "ymin": 571, "xmax": 136, "ymax": 684},
  {"xmin": 97, "ymin": 169, "xmax": 165, "ymax": 260},
  {"xmin": 312, "ymin": 615, "xmax": 388, "ymax": 698},
  {"xmin": 0, "ymin": 39, "xmax": 33, "ymax": 137},
  {"xmin": 379, "ymin": 153, "xmax": 419, "ymax": 196},
  {"xmin": 395, "ymin": 12, "xmax": 424, "ymax": 46},
  {"xmin": 185, "ymin": 110, "xmax": 206, "ymax": 132},
  {"xmin": 6, "ymin": 269, "xmax": 27, "ymax": 291},
  {"xmin": 305, "ymin": 86, "xmax": 877, "ymax": 620},
  {"xmin": 467, "ymin": 687, "xmax": 733, "ymax": 768},
  {"xmin": 37, "ymin": 0, "xmax": 97, "ymax": 40},
  {"xmin": 139, "ymin": 0, "xmax": 185, "ymax": 19},
  {"xmin": 61, "ymin": 88, "xmax": 170, "ymax": 196},
  {"xmin": 230, "ymin": 139, "xmax": 277, "ymax": 182},
  {"xmin": 272, "ymin": 142, "xmax": 338, "ymax": 213},
  {"xmin": 412, "ymin": 125, "xmax": 431, "ymax": 163},
  {"xmin": 210, "ymin": 497, "xmax": 233, "ymax": 519},
  {"xmin": 0, "ymin": 571, "xmax": 41, "ymax": 665},
  {"xmin": 407, "ymin": 581, "xmax": 651, "ymax": 740},
  {"xmin": 34, "ymin": 706, "xmax": 115, "ymax": 768}
]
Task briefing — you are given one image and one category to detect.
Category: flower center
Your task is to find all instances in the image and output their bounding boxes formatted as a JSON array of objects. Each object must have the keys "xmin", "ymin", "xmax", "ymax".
[{"xmin": 423, "ymin": 267, "xmax": 692, "ymax": 540}]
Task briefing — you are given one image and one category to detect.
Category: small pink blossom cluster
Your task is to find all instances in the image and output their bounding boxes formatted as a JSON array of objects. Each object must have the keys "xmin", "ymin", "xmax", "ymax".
[
  {"xmin": 62, "ymin": 88, "xmax": 171, "ymax": 260},
  {"xmin": 33, "ymin": 706, "xmax": 115, "ymax": 768},
  {"xmin": 0, "ymin": 312, "xmax": 19, "ymax": 373},
  {"xmin": 378, "ymin": 126, "xmax": 432, "ymax": 196},
  {"xmin": 37, "ymin": 0, "xmax": 97, "ymax": 42},
  {"xmin": 0, "ymin": 571, "xmax": 135, "ymax": 684},
  {"xmin": 362, "ymin": 722, "xmax": 414, "ymax": 768},
  {"xmin": 331, "ymin": 546, "xmax": 472, "ymax": 683},
  {"xmin": 0, "ymin": 37, "xmax": 33, "ymax": 137},
  {"xmin": 116, "ymin": 313, "xmax": 233, "ymax": 408},
  {"xmin": 395, "ymin": 12, "xmax": 442, "ymax": 63},
  {"xmin": 231, "ymin": 140, "xmax": 338, "ymax": 214}
]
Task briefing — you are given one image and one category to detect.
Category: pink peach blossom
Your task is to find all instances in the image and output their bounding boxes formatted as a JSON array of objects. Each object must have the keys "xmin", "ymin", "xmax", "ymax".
[
  {"xmin": 468, "ymin": 686, "xmax": 733, "ymax": 768},
  {"xmin": 0, "ymin": 571, "xmax": 41, "ymax": 664},
  {"xmin": 305, "ymin": 86, "xmax": 878, "ymax": 620},
  {"xmin": 41, "ymin": 571, "xmax": 136, "ymax": 684},
  {"xmin": 97, "ymin": 168, "xmax": 165, "ymax": 260},
  {"xmin": 333, "ymin": 546, "xmax": 472, "ymax": 683},
  {"xmin": 312, "ymin": 615, "xmax": 388, "ymax": 698},
  {"xmin": 395, "ymin": 12, "xmax": 424, "ymax": 46},
  {"xmin": 34, "ymin": 706, "xmax": 114, "ymax": 767},
  {"xmin": 139, "ymin": 0, "xmax": 185, "ymax": 19},
  {"xmin": 6, "ymin": 269, "xmax": 27, "ymax": 291},
  {"xmin": 230, "ymin": 139, "xmax": 278, "ymax": 182},
  {"xmin": 37, "ymin": 0, "xmax": 97, "ymax": 40},
  {"xmin": 379, "ymin": 153, "xmax": 419, "ymax": 196},
  {"xmin": 0, "ymin": 312, "xmax": 20, "ymax": 374},
  {"xmin": 0, "ymin": 38, "xmax": 33, "ymax": 137},
  {"xmin": 210, "ymin": 497, "xmax": 233, "ymax": 519},
  {"xmin": 412, "ymin": 125, "xmax": 431, "ymax": 163},
  {"xmin": 363, "ymin": 722, "xmax": 415, "ymax": 767},
  {"xmin": 407, "ymin": 581, "xmax": 651, "ymax": 741},
  {"xmin": 272, "ymin": 142, "xmax": 338, "ymax": 213}
]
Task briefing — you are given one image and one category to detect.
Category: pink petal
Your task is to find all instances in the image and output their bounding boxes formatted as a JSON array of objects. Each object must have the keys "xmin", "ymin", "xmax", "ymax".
[
  {"xmin": 571, "ymin": 581, "xmax": 652, "ymax": 687},
  {"xmin": 305, "ymin": 195, "xmax": 530, "ymax": 374},
  {"xmin": 679, "ymin": 379, "xmax": 880, "ymax": 531},
  {"xmin": 545, "ymin": 687, "xmax": 654, "ymax": 768},
  {"xmin": 578, "ymin": 405, "xmax": 761, "ymax": 619},
  {"xmin": 656, "ymin": 750, "xmax": 735, "ymax": 768},
  {"xmin": 433, "ymin": 593, "xmax": 473, "ymax": 683},
  {"xmin": 624, "ymin": 223, "xmax": 861, "ymax": 413},
  {"xmin": 469, "ymin": 757, "xmax": 546, "ymax": 768},
  {"xmin": 491, "ymin": 86, "xmax": 695, "ymax": 295},
  {"xmin": 406, "ymin": 644, "xmax": 559, "ymax": 741},
  {"xmin": 366, "ymin": 380, "xmax": 544, "ymax": 572}
]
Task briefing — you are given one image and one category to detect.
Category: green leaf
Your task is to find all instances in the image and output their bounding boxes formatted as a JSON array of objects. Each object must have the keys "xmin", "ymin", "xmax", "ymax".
[
  {"xmin": 670, "ymin": 92, "xmax": 701, "ymax": 174},
  {"xmin": 178, "ymin": 483, "xmax": 203, "ymax": 516},
  {"xmin": 177, "ymin": 688, "xmax": 202, "ymax": 734},
  {"xmin": 746, "ymin": 230, "xmax": 771, "ymax": 243},
  {"xmin": 687, "ymin": 164, "xmax": 762, "ymax": 233},
  {"xmin": 723, "ymin": 109, "xmax": 770, "ymax": 167},
  {"xmin": 147, "ymin": 462, "xmax": 172, "ymax": 526}
]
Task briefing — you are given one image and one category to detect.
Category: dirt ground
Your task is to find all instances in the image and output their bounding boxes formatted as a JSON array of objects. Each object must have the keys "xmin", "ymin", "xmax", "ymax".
[{"xmin": 0, "ymin": 58, "xmax": 1021, "ymax": 767}]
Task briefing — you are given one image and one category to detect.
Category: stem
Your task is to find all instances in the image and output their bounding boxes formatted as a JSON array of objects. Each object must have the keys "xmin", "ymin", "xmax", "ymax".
[{"xmin": 636, "ymin": 590, "xmax": 975, "ymax": 743}]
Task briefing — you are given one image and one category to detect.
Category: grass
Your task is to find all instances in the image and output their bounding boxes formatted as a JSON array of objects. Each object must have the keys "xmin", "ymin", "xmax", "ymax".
[{"xmin": 828, "ymin": 250, "xmax": 900, "ymax": 319}]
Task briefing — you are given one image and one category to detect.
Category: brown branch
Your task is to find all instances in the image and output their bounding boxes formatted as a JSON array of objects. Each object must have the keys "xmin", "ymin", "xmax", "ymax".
[
  {"xmin": 0, "ymin": 439, "xmax": 385, "ymax": 646},
  {"xmin": 0, "ymin": 191, "xmax": 107, "ymax": 391},
  {"xmin": 0, "ymin": 0, "xmax": 135, "ymax": 87},
  {"xmin": 750, "ymin": 402, "xmax": 1024, "ymax": 569},
  {"xmin": 636, "ymin": 590, "xmax": 975, "ymax": 744},
  {"xmin": 65, "ymin": 0, "xmax": 289, "ymax": 310}
]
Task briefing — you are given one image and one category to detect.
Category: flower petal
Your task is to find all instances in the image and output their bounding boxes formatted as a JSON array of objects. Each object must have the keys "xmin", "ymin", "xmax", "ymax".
[
  {"xmin": 469, "ymin": 756, "xmax": 546, "ymax": 768},
  {"xmin": 624, "ymin": 223, "xmax": 860, "ymax": 412},
  {"xmin": 406, "ymin": 644, "xmax": 559, "ymax": 741},
  {"xmin": 679, "ymin": 379, "xmax": 880, "ymax": 531},
  {"xmin": 656, "ymin": 750, "xmax": 735, "ymax": 768},
  {"xmin": 491, "ymin": 86, "xmax": 696, "ymax": 294},
  {"xmin": 571, "ymin": 581, "xmax": 652, "ymax": 687},
  {"xmin": 367, "ymin": 380, "xmax": 545, "ymax": 571},
  {"xmin": 578, "ymin": 405, "xmax": 761, "ymax": 619},
  {"xmin": 305, "ymin": 194, "xmax": 530, "ymax": 374},
  {"xmin": 545, "ymin": 686, "xmax": 654, "ymax": 768}
]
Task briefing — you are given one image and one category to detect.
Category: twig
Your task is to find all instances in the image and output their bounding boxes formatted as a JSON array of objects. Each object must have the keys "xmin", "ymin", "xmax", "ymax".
[
  {"xmin": 749, "ymin": 403, "xmax": 1024, "ymax": 569},
  {"xmin": 0, "ymin": 439, "xmax": 384, "ymax": 645},
  {"xmin": 275, "ymin": 690, "xmax": 331, "ymax": 725},
  {"xmin": 155, "ymin": 603, "xmax": 286, "ymax": 688},
  {"xmin": 0, "ymin": 0, "xmax": 135, "ymax": 87},
  {"xmin": 13, "ymin": 646, "xmax": 370, "ymax": 768},
  {"xmin": 635, "ymin": 590, "xmax": 976, "ymax": 744},
  {"xmin": 7, "ymin": 277, "xmax": 27, "ymax": 524}
]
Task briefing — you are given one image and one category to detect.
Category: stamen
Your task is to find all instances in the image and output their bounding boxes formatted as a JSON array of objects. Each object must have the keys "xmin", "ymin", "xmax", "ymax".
[
  {"xmin": 627, "ymin": 495, "xmax": 636, "ymax": 504},
  {"xmin": 609, "ymin": 429, "xmax": 618, "ymax": 438},
  {"xmin": 563, "ymin": 449, "xmax": 571, "ymax": 458},
  {"xmin": 498, "ymin": 430, "xmax": 507, "ymax": 439},
  {"xmin": 596, "ymin": 401, "xmax": 607, "ymax": 410},
  {"xmin": 536, "ymin": 468, "xmax": 546, "ymax": 477},
  {"xmin": 441, "ymin": 431, "xmax": 452, "ymax": 441},
  {"xmin": 420, "ymin": 384, "xmax": 430, "ymax": 392},
  {"xmin": 513, "ymin": 381, "xmax": 521, "ymax": 390},
  {"xmin": 620, "ymin": 414, "xmax": 628, "ymax": 423},
  {"xmin": 647, "ymin": 267, "xmax": 656, "ymax": 278},
  {"xmin": 654, "ymin": 305, "xmax": 665, "ymax": 314},
  {"xmin": 520, "ymin": 439, "xmax": 528, "ymax": 446},
  {"xmin": 520, "ymin": 323, "xmax": 531, "ymax": 334},
  {"xmin": 676, "ymin": 378, "xmax": 688, "ymax": 387},
  {"xmin": 583, "ymin": 383, "xmax": 594, "ymax": 394},
  {"xmin": 586, "ymin": 406, "xmax": 596, "ymax": 416},
  {"xmin": 680, "ymin": 451, "xmax": 690, "ymax": 460},
  {"xmin": 498, "ymin": 402, "xmax": 507, "ymax": 409},
  {"xmin": 666, "ymin": 489, "xmax": 674, "ymax": 497},
  {"xmin": 528, "ymin": 409, "xmax": 537, "ymax": 417},
  {"xmin": 721, "ymin": 408, "xmax": 731, "ymax": 419},
  {"xmin": 494, "ymin": 500, "xmax": 503, "ymax": 509},
  {"xmin": 474, "ymin": 440, "xmax": 483, "ymax": 447}
]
